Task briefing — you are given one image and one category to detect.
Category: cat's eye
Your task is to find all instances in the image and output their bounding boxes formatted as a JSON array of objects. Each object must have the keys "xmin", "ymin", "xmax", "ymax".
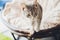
[
  {"xmin": 27, "ymin": 14, "xmax": 31, "ymax": 17},
  {"xmin": 35, "ymin": 5, "xmax": 37, "ymax": 7},
  {"xmin": 34, "ymin": 4, "xmax": 37, "ymax": 8},
  {"xmin": 23, "ymin": 7, "xmax": 24, "ymax": 10}
]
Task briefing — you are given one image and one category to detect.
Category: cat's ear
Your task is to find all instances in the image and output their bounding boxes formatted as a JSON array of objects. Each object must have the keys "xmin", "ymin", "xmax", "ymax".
[{"xmin": 34, "ymin": 0, "xmax": 38, "ymax": 4}]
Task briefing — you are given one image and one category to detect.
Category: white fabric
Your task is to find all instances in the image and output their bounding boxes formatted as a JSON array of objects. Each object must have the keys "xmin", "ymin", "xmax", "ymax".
[{"xmin": 37, "ymin": 0, "xmax": 60, "ymax": 30}]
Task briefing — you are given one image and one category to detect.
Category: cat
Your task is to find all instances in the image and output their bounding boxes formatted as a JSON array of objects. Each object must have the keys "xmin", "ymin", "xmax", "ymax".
[{"xmin": 2, "ymin": 0, "xmax": 42, "ymax": 36}]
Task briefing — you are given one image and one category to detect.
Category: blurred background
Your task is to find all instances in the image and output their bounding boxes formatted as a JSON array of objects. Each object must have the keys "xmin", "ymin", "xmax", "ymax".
[
  {"xmin": 0, "ymin": 0, "xmax": 19, "ymax": 40},
  {"xmin": 0, "ymin": 0, "xmax": 14, "ymax": 40}
]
